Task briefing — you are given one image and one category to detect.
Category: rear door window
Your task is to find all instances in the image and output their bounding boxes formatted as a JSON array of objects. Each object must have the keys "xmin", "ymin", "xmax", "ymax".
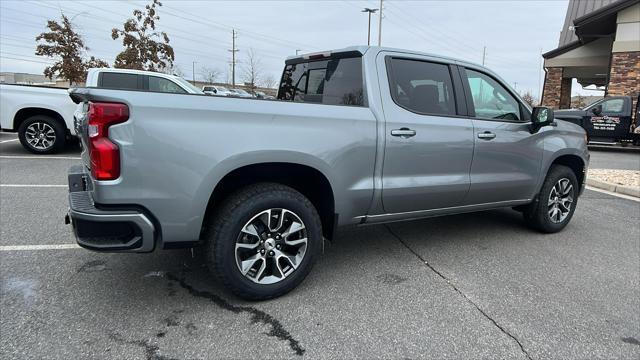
[
  {"xmin": 386, "ymin": 58, "xmax": 456, "ymax": 116},
  {"xmin": 278, "ymin": 56, "xmax": 365, "ymax": 106},
  {"xmin": 99, "ymin": 73, "xmax": 139, "ymax": 90}
]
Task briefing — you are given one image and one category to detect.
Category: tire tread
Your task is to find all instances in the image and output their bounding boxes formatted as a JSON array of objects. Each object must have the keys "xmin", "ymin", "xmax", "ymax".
[{"xmin": 204, "ymin": 182, "xmax": 322, "ymax": 300}]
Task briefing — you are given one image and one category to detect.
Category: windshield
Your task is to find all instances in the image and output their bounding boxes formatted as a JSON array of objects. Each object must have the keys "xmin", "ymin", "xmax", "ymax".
[
  {"xmin": 173, "ymin": 77, "xmax": 203, "ymax": 94},
  {"xmin": 235, "ymin": 89, "xmax": 250, "ymax": 95}
]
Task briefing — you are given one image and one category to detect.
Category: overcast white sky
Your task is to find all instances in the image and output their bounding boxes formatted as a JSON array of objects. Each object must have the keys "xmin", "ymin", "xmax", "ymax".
[{"xmin": 0, "ymin": 0, "xmax": 603, "ymax": 97}]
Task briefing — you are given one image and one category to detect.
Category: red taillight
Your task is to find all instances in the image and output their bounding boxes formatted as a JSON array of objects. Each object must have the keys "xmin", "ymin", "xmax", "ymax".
[{"xmin": 87, "ymin": 102, "xmax": 129, "ymax": 180}]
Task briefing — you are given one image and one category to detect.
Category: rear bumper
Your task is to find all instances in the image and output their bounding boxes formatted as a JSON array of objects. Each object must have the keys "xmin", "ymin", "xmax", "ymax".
[{"xmin": 66, "ymin": 165, "xmax": 155, "ymax": 252}]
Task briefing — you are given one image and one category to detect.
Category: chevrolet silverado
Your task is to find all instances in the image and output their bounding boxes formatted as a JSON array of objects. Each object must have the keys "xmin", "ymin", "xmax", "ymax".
[{"xmin": 66, "ymin": 46, "xmax": 589, "ymax": 300}]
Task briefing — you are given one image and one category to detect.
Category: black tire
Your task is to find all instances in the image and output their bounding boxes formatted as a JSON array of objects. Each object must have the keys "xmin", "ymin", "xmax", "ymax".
[
  {"xmin": 204, "ymin": 183, "xmax": 323, "ymax": 300},
  {"xmin": 523, "ymin": 165, "xmax": 578, "ymax": 233},
  {"xmin": 17, "ymin": 115, "xmax": 66, "ymax": 154}
]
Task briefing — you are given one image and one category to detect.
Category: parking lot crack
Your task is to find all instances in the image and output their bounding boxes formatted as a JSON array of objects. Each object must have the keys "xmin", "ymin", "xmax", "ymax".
[
  {"xmin": 165, "ymin": 273, "xmax": 305, "ymax": 356},
  {"xmin": 384, "ymin": 225, "xmax": 533, "ymax": 360},
  {"xmin": 108, "ymin": 332, "xmax": 178, "ymax": 360}
]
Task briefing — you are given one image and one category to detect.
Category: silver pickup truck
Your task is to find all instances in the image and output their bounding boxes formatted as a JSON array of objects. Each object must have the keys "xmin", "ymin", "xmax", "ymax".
[{"xmin": 66, "ymin": 46, "xmax": 589, "ymax": 300}]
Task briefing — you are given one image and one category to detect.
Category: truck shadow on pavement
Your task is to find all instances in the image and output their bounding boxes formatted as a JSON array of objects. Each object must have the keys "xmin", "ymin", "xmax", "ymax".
[{"xmin": 71, "ymin": 208, "xmax": 535, "ymax": 358}]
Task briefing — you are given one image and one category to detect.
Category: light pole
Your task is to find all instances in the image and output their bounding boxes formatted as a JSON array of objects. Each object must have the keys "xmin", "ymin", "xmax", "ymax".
[{"xmin": 362, "ymin": 8, "xmax": 378, "ymax": 46}]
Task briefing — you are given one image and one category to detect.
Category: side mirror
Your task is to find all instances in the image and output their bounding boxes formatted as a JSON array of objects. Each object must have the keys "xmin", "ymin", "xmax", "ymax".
[
  {"xmin": 532, "ymin": 106, "xmax": 554, "ymax": 125},
  {"xmin": 591, "ymin": 105, "xmax": 602, "ymax": 115},
  {"xmin": 531, "ymin": 106, "xmax": 554, "ymax": 133}
]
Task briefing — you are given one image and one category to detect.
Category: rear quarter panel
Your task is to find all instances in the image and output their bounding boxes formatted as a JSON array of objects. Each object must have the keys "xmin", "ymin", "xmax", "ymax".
[{"xmin": 85, "ymin": 90, "xmax": 378, "ymax": 244}]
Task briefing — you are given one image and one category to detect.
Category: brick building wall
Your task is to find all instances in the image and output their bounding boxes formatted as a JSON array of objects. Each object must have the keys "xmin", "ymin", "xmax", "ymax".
[
  {"xmin": 606, "ymin": 51, "xmax": 640, "ymax": 124},
  {"xmin": 541, "ymin": 67, "xmax": 572, "ymax": 109}
]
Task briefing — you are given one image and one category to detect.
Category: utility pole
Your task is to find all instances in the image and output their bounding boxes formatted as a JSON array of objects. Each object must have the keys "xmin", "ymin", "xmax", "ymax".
[
  {"xmin": 228, "ymin": 29, "xmax": 239, "ymax": 86},
  {"xmin": 362, "ymin": 8, "xmax": 378, "ymax": 46},
  {"xmin": 482, "ymin": 46, "xmax": 486, "ymax": 66},
  {"xmin": 377, "ymin": 0, "xmax": 384, "ymax": 46},
  {"xmin": 192, "ymin": 61, "xmax": 197, "ymax": 85}
]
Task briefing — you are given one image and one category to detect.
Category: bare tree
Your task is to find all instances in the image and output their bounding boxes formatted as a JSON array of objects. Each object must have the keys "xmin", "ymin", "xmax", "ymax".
[
  {"xmin": 112, "ymin": 0, "xmax": 174, "ymax": 71},
  {"xmin": 159, "ymin": 63, "xmax": 184, "ymax": 77},
  {"xmin": 260, "ymin": 74, "xmax": 278, "ymax": 89},
  {"xmin": 241, "ymin": 48, "xmax": 262, "ymax": 94},
  {"xmin": 572, "ymin": 94, "xmax": 586, "ymax": 109},
  {"xmin": 520, "ymin": 90, "xmax": 536, "ymax": 107},
  {"xmin": 35, "ymin": 14, "xmax": 109, "ymax": 84},
  {"xmin": 200, "ymin": 66, "xmax": 220, "ymax": 84}
]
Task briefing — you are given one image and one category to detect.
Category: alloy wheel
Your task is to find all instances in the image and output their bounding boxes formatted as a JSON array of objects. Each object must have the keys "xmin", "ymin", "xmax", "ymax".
[
  {"xmin": 235, "ymin": 208, "xmax": 308, "ymax": 284},
  {"xmin": 25, "ymin": 122, "xmax": 56, "ymax": 150},
  {"xmin": 548, "ymin": 178, "xmax": 574, "ymax": 223}
]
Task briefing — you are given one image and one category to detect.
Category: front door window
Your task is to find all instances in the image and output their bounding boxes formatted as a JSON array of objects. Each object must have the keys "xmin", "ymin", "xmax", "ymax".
[{"xmin": 465, "ymin": 69, "xmax": 521, "ymax": 121}]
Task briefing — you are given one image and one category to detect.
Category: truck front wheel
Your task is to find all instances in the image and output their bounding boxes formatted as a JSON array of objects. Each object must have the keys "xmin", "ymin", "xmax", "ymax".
[
  {"xmin": 18, "ymin": 115, "xmax": 66, "ymax": 154},
  {"xmin": 204, "ymin": 183, "xmax": 323, "ymax": 300},
  {"xmin": 523, "ymin": 165, "xmax": 578, "ymax": 233}
]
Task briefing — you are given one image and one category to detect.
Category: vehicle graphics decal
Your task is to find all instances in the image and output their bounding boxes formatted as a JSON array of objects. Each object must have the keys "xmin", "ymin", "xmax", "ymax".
[{"xmin": 590, "ymin": 116, "xmax": 620, "ymax": 131}]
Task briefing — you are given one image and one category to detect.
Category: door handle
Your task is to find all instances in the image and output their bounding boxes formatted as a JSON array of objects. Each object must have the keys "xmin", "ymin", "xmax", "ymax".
[
  {"xmin": 391, "ymin": 128, "xmax": 416, "ymax": 138},
  {"xmin": 477, "ymin": 131, "xmax": 496, "ymax": 140}
]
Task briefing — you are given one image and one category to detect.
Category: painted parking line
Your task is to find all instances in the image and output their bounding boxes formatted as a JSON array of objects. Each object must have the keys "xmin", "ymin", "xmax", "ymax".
[
  {"xmin": 0, "ymin": 184, "xmax": 67, "ymax": 188},
  {"xmin": 586, "ymin": 185, "xmax": 640, "ymax": 202},
  {"xmin": 0, "ymin": 155, "xmax": 81, "ymax": 160},
  {"xmin": 0, "ymin": 244, "xmax": 80, "ymax": 251},
  {"xmin": 0, "ymin": 138, "xmax": 19, "ymax": 144}
]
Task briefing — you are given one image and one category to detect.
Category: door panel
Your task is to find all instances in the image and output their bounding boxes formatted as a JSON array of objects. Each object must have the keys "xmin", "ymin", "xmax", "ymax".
[
  {"xmin": 379, "ymin": 55, "xmax": 474, "ymax": 213},
  {"xmin": 461, "ymin": 67, "xmax": 542, "ymax": 204},
  {"xmin": 584, "ymin": 97, "xmax": 632, "ymax": 141},
  {"xmin": 383, "ymin": 116, "xmax": 474, "ymax": 212},
  {"xmin": 466, "ymin": 120, "xmax": 542, "ymax": 204}
]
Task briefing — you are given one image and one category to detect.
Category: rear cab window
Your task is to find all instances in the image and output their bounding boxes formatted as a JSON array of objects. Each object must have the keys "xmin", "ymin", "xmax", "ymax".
[
  {"xmin": 277, "ymin": 52, "xmax": 365, "ymax": 106},
  {"xmin": 98, "ymin": 72, "xmax": 140, "ymax": 90}
]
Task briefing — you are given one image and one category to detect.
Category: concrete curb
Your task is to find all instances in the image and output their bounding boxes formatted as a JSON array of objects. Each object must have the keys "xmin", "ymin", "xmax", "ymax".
[
  {"xmin": 586, "ymin": 178, "xmax": 640, "ymax": 198},
  {"xmin": 588, "ymin": 145, "xmax": 640, "ymax": 153}
]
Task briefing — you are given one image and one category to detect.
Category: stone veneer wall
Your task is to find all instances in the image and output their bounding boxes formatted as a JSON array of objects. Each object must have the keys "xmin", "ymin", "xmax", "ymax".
[
  {"xmin": 541, "ymin": 67, "xmax": 572, "ymax": 109},
  {"xmin": 606, "ymin": 51, "xmax": 640, "ymax": 124}
]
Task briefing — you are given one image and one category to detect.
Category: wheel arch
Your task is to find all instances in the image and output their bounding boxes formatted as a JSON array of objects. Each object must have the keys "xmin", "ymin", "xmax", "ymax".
[
  {"xmin": 200, "ymin": 161, "xmax": 337, "ymax": 241},
  {"xmin": 545, "ymin": 154, "xmax": 586, "ymax": 194},
  {"xmin": 13, "ymin": 107, "xmax": 68, "ymax": 132}
]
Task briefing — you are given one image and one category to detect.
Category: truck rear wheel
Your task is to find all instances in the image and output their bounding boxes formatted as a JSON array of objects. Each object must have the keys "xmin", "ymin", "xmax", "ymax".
[
  {"xmin": 523, "ymin": 165, "xmax": 578, "ymax": 233},
  {"xmin": 18, "ymin": 115, "xmax": 66, "ymax": 154},
  {"xmin": 204, "ymin": 183, "xmax": 323, "ymax": 300}
]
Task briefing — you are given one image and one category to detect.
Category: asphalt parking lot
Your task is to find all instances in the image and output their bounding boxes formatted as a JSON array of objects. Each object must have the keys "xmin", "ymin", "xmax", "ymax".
[{"xmin": 1, "ymin": 131, "xmax": 639, "ymax": 359}]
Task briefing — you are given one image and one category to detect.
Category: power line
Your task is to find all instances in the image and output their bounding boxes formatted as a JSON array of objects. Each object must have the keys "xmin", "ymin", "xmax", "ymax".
[
  {"xmin": 0, "ymin": 5, "xmax": 235, "ymax": 65},
  {"xmin": 161, "ymin": 3, "xmax": 315, "ymax": 51},
  {"xmin": 1, "ymin": 55, "xmax": 54, "ymax": 65},
  {"xmin": 385, "ymin": 2, "xmax": 539, "ymax": 67}
]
